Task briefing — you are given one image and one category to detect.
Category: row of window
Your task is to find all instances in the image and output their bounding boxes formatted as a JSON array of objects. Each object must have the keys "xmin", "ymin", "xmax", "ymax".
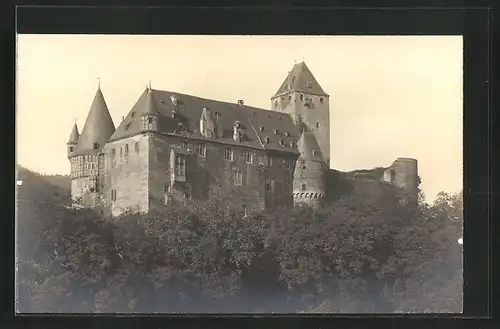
[{"xmin": 110, "ymin": 142, "xmax": 140, "ymax": 157}]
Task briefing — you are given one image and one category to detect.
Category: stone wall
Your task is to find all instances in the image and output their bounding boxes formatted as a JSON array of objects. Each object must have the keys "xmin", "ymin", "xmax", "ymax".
[
  {"xmin": 293, "ymin": 158, "xmax": 326, "ymax": 208},
  {"xmin": 102, "ymin": 134, "xmax": 150, "ymax": 216},
  {"xmin": 148, "ymin": 134, "xmax": 297, "ymax": 213}
]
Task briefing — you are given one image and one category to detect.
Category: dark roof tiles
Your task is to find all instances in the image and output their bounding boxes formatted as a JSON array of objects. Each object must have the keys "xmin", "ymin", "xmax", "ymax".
[
  {"xmin": 274, "ymin": 62, "xmax": 328, "ymax": 97},
  {"xmin": 68, "ymin": 123, "xmax": 79, "ymax": 144},
  {"xmin": 74, "ymin": 86, "xmax": 116, "ymax": 154},
  {"xmin": 108, "ymin": 89, "xmax": 300, "ymax": 156}
]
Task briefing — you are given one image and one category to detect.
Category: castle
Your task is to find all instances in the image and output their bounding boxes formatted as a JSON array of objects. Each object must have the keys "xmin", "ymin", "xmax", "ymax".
[{"xmin": 67, "ymin": 61, "xmax": 419, "ymax": 216}]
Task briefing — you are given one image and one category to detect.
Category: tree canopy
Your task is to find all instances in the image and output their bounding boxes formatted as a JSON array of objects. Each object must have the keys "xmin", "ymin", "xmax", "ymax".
[{"xmin": 16, "ymin": 166, "xmax": 463, "ymax": 313}]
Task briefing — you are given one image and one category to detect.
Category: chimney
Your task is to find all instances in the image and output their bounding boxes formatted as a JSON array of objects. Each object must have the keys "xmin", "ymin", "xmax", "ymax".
[{"xmin": 237, "ymin": 100, "xmax": 244, "ymax": 106}]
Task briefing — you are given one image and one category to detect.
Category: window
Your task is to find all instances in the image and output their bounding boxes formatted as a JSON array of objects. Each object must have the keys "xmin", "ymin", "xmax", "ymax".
[
  {"xmin": 265, "ymin": 137, "xmax": 270, "ymax": 144},
  {"xmin": 120, "ymin": 147, "xmax": 123, "ymax": 156},
  {"xmin": 274, "ymin": 129, "xmax": 278, "ymax": 135},
  {"xmin": 148, "ymin": 117, "xmax": 153, "ymax": 124},
  {"xmin": 312, "ymin": 149, "xmax": 317, "ymax": 156},
  {"xmin": 135, "ymin": 142, "xmax": 139, "ymax": 152},
  {"xmin": 268, "ymin": 156, "xmax": 273, "ymax": 166},
  {"xmin": 285, "ymin": 132, "xmax": 290, "ymax": 137},
  {"xmin": 131, "ymin": 111, "xmax": 136, "ymax": 118},
  {"xmin": 111, "ymin": 189, "xmax": 116, "ymax": 201},
  {"xmin": 288, "ymin": 95, "xmax": 291, "ymax": 100},
  {"xmin": 302, "ymin": 184, "xmax": 306, "ymax": 191},
  {"xmin": 184, "ymin": 185, "xmax": 192, "ymax": 200},
  {"xmin": 93, "ymin": 143, "xmax": 100, "ymax": 150},
  {"xmin": 111, "ymin": 148, "xmax": 116, "ymax": 156},
  {"xmin": 279, "ymin": 140, "xmax": 284, "ymax": 146},
  {"xmin": 320, "ymin": 98, "xmax": 324, "ymax": 103},
  {"xmin": 266, "ymin": 179, "xmax": 274, "ymax": 192},
  {"xmin": 316, "ymin": 122, "xmax": 320, "ymax": 128},
  {"xmin": 243, "ymin": 205, "xmax": 248, "ymax": 217},
  {"xmin": 164, "ymin": 183, "xmax": 169, "ymax": 193},
  {"xmin": 300, "ymin": 94, "xmax": 303, "ymax": 100},
  {"xmin": 302, "ymin": 165, "xmax": 306, "ymax": 170},
  {"xmin": 181, "ymin": 141, "xmax": 189, "ymax": 152},
  {"xmin": 69, "ymin": 146, "xmax": 74, "ymax": 152},
  {"xmin": 245, "ymin": 151, "xmax": 254, "ymax": 164},
  {"xmin": 306, "ymin": 81, "xmax": 313, "ymax": 88},
  {"xmin": 175, "ymin": 155, "xmax": 186, "ymax": 176},
  {"xmin": 197, "ymin": 143, "xmax": 206, "ymax": 157},
  {"xmin": 283, "ymin": 159, "xmax": 291, "ymax": 169},
  {"xmin": 234, "ymin": 171, "xmax": 243, "ymax": 186},
  {"xmin": 260, "ymin": 126, "xmax": 264, "ymax": 132},
  {"xmin": 124, "ymin": 144, "xmax": 129, "ymax": 156},
  {"xmin": 225, "ymin": 148, "xmax": 234, "ymax": 162}
]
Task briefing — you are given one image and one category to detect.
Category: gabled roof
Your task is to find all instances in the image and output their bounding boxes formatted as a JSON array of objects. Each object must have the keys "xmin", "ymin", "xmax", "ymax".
[
  {"xmin": 108, "ymin": 89, "xmax": 301, "ymax": 156},
  {"xmin": 74, "ymin": 86, "xmax": 116, "ymax": 154},
  {"xmin": 297, "ymin": 131, "xmax": 324, "ymax": 162},
  {"xmin": 68, "ymin": 123, "xmax": 79, "ymax": 144},
  {"xmin": 274, "ymin": 61, "xmax": 328, "ymax": 97}
]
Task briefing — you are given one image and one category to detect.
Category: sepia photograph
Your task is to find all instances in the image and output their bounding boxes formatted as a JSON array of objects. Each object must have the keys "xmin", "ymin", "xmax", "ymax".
[{"xmin": 15, "ymin": 35, "xmax": 463, "ymax": 313}]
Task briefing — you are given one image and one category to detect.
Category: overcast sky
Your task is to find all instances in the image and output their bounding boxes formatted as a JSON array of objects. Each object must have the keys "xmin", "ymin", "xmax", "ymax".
[{"xmin": 16, "ymin": 35, "xmax": 462, "ymax": 202}]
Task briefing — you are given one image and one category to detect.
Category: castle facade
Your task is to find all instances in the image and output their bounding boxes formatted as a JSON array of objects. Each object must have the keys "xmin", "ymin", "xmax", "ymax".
[{"xmin": 67, "ymin": 62, "xmax": 418, "ymax": 216}]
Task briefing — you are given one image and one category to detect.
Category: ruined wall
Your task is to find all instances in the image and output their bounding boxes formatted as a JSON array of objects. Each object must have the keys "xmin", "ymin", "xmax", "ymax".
[
  {"xmin": 103, "ymin": 134, "xmax": 150, "ymax": 216},
  {"xmin": 382, "ymin": 158, "xmax": 419, "ymax": 205}
]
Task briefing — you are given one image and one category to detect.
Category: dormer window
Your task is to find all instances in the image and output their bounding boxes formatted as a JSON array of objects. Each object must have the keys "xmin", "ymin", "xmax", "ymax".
[
  {"xmin": 260, "ymin": 126, "xmax": 264, "ymax": 132},
  {"xmin": 290, "ymin": 141, "xmax": 297, "ymax": 148},
  {"xmin": 274, "ymin": 129, "xmax": 278, "ymax": 135},
  {"xmin": 265, "ymin": 137, "xmax": 270, "ymax": 144},
  {"xmin": 279, "ymin": 140, "xmax": 284, "ymax": 146},
  {"xmin": 306, "ymin": 81, "xmax": 313, "ymax": 89},
  {"xmin": 285, "ymin": 132, "xmax": 290, "ymax": 137}
]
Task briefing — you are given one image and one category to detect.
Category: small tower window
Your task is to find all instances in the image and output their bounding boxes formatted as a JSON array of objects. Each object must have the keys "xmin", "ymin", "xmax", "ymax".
[
  {"xmin": 316, "ymin": 122, "xmax": 320, "ymax": 128},
  {"xmin": 93, "ymin": 143, "xmax": 100, "ymax": 150},
  {"xmin": 111, "ymin": 148, "xmax": 116, "ymax": 156},
  {"xmin": 320, "ymin": 98, "xmax": 324, "ymax": 103},
  {"xmin": 131, "ymin": 111, "xmax": 136, "ymax": 118},
  {"xmin": 111, "ymin": 189, "xmax": 116, "ymax": 201},
  {"xmin": 302, "ymin": 184, "xmax": 306, "ymax": 191},
  {"xmin": 288, "ymin": 95, "xmax": 291, "ymax": 100},
  {"xmin": 312, "ymin": 149, "xmax": 317, "ymax": 156},
  {"xmin": 300, "ymin": 94, "xmax": 303, "ymax": 100},
  {"xmin": 69, "ymin": 146, "xmax": 74, "ymax": 152},
  {"xmin": 306, "ymin": 81, "xmax": 313, "ymax": 88}
]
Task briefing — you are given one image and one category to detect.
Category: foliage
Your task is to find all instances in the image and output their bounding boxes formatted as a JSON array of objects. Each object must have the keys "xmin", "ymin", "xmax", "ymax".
[{"xmin": 16, "ymin": 166, "xmax": 463, "ymax": 313}]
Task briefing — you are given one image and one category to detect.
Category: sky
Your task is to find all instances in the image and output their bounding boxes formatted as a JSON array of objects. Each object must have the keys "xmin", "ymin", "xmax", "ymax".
[{"xmin": 16, "ymin": 35, "xmax": 463, "ymax": 203}]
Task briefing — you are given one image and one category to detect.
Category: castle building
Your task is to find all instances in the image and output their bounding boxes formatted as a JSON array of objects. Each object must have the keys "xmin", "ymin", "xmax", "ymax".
[{"xmin": 67, "ymin": 61, "xmax": 418, "ymax": 216}]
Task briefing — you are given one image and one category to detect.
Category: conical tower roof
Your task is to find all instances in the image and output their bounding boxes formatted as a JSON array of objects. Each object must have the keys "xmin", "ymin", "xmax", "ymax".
[
  {"xmin": 297, "ymin": 130, "xmax": 324, "ymax": 162},
  {"xmin": 74, "ymin": 84, "xmax": 115, "ymax": 154},
  {"xmin": 143, "ymin": 87, "xmax": 160, "ymax": 116},
  {"xmin": 67, "ymin": 123, "xmax": 79, "ymax": 144},
  {"xmin": 274, "ymin": 61, "xmax": 328, "ymax": 97}
]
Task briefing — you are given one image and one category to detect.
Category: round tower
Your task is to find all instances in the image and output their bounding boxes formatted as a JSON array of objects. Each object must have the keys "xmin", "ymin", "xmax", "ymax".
[
  {"xmin": 293, "ymin": 131, "xmax": 326, "ymax": 209},
  {"xmin": 140, "ymin": 86, "xmax": 160, "ymax": 133}
]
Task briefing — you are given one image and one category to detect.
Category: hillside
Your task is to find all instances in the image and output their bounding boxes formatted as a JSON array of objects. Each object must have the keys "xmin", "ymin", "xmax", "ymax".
[{"xmin": 16, "ymin": 165, "xmax": 71, "ymax": 205}]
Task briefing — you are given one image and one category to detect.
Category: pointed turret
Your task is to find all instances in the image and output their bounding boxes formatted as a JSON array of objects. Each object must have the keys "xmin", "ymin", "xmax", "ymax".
[
  {"xmin": 67, "ymin": 122, "xmax": 79, "ymax": 158},
  {"xmin": 274, "ymin": 61, "xmax": 328, "ymax": 97},
  {"xmin": 140, "ymin": 85, "xmax": 160, "ymax": 133},
  {"xmin": 75, "ymin": 83, "xmax": 115, "ymax": 153}
]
